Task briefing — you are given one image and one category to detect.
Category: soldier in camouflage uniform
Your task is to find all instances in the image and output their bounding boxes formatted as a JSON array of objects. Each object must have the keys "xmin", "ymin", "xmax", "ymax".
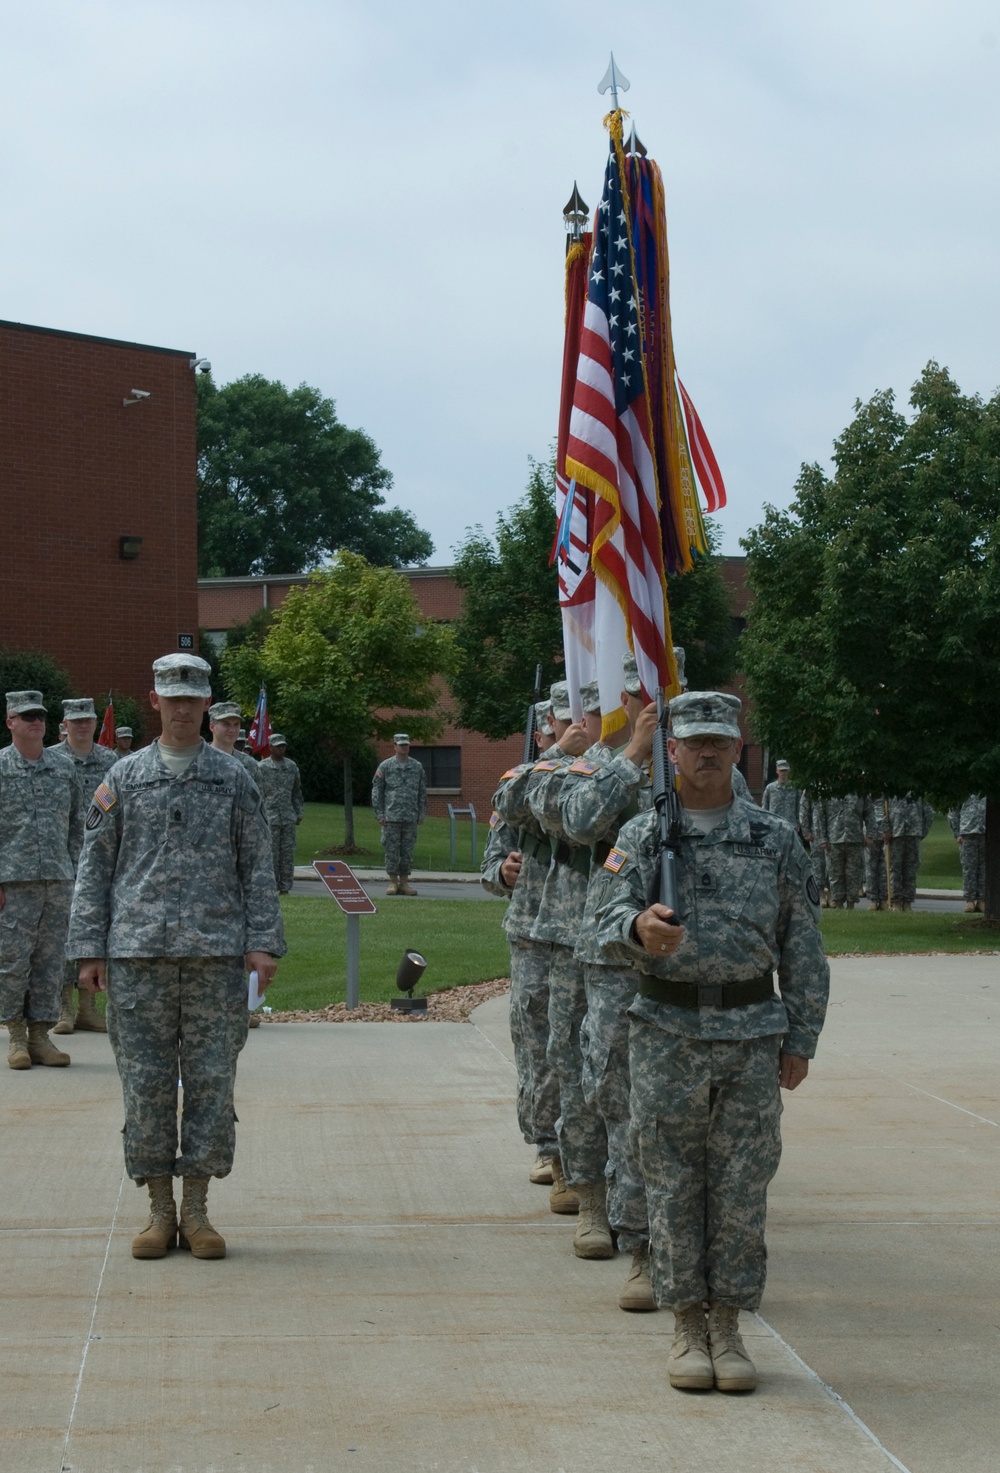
[
  {"xmin": 481, "ymin": 700, "xmax": 561, "ymax": 1186},
  {"xmin": 864, "ymin": 798, "xmax": 891, "ymax": 910},
  {"xmin": 799, "ymin": 793, "xmax": 830, "ymax": 906},
  {"xmin": 884, "ymin": 794, "xmax": 935, "ymax": 911},
  {"xmin": 761, "ymin": 761, "xmax": 801, "ymax": 830},
  {"xmin": 52, "ymin": 697, "xmax": 118, "ymax": 1035},
  {"xmin": 948, "ymin": 796, "xmax": 986, "ymax": 912},
  {"xmin": 67, "ymin": 655, "xmax": 285, "ymax": 1261},
  {"xmin": 114, "ymin": 726, "xmax": 133, "ymax": 758},
  {"xmin": 209, "ymin": 702, "xmax": 261, "ymax": 788},
  {"xmin": 372, "ymin": 733, "xmax": 427, "ymax": 896},
  {"xmin": 1, "ymin": 690, "xmax": 83, "ymax": 1070},
  {"xmin": 595, "ymin": 691, "xmax": 829, "ymax": 1393},
  {"xmin": 257, "ymin": 735, "xmax": 304, "ymax": 894},
  {"xmin": 820, "ymin": 794, "xmax": 871, "ymax": 909}
]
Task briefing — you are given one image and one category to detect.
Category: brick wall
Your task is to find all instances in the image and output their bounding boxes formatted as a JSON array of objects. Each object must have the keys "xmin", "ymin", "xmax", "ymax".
[{"xmin": 0, "ymin": 320, "xmax": 199, "ymax": 715}]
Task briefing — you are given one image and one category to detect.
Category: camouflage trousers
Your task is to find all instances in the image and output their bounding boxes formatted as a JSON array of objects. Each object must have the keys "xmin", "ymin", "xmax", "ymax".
[
  {"xmin": 807, "ymin": 842, "xmax": 828, "ymax": 895},
  {"xmin": 827, "ymin": 843, "xmax": 865, "ymax": 907},
  {"xmin": 381, "ymin": 821, "xmax": 418, "ymax": 877},
  {"xmin": 0, "ymin": 879, "xmax": 72, "ymax": 1023},
  {"xmin": 959, "ymin": 835, "xmax": 986, "ymax": 902},
  {"xmin": 546, "ymin": 943, "xmax": 607, "ymax": 1188},
  {"xmin": 889, "ymin": 836, "xmax": 921, "ymax": 906},
  {"xmin": 630, "ymin": 1023, "xmax": 782, "ymax": 1311},
  {"xmin": 582, "ymin": 964, "xmax": 648, "ymax": 1253},
  {"xmin": 865, "ymin": 840, "xmax": 889, "ymax": 904},
  {"xmin": 507, "ymin": 937, "xmax": 558, "ymax": 1155},
  {"xmin": 270, "ymin": 821, "xmax": 297, "ymax": 893},
  {"xmin": 106, "ymin": 957, "xmax": 249, "ymax": 1183}
]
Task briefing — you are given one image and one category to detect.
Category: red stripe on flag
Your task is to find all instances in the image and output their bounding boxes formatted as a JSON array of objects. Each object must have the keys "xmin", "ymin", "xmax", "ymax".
[{"xmin": 677, "ymin": 378, "xmax": 727, "ymax": 512}]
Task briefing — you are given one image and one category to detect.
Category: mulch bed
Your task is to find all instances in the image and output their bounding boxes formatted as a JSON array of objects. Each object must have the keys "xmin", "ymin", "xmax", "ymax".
[{"xmin": 263, "ymin": 977, "xmax": 511, "ymax": 1024}]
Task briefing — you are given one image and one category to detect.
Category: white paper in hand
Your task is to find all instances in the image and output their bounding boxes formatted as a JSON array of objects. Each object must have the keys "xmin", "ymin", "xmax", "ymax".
[{"xmin": 247, "ymin": 970, "xmax": 265, "ymax": 1011}]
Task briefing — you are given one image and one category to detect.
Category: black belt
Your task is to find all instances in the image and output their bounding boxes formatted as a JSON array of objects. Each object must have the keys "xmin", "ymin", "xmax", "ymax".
[
  {"xmin": 551, "ymin": 839, "xmax": 591, "ymax": 877},
  {"xmin": 522, "ymin": 834, "xmax": 552, "ymax": 866},
  {"xmin": 637, "ymin": 973, "xmax": 775, "ymax": 1010}
]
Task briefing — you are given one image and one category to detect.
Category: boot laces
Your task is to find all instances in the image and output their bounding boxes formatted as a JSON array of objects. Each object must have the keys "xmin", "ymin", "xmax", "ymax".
[
  {"xmin": 710, "ymin": 1304, "xmax": 746, "ymax": 1354},
  {"xmin": 674, "ymin": 1304, "xmax": 708, "ymax": 1353}
]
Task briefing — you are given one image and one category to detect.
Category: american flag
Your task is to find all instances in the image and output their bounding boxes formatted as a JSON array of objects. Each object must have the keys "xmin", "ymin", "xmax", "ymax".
[{"xmin": 565, "ymin": 131, "xmax": 677, "ymax": 707}]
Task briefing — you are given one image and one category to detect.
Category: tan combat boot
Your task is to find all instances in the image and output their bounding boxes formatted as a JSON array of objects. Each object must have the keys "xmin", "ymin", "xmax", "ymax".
[
  {"xmin": 528, "ymin": 1155, "xmax": 554, "ymax": 1185},
  {"xmin": 618, "ymin": 1242, "xmax": 657, "ymax": 1311},
  {"xmin": 398, "ymin": 875, "xmax": 417, "ymax": 896},
  {"xmin": 75, "ymin": 988, "xmax": 107, "ymax": 1033},
  {"xmin": 27, "ymin": 1021, "xmax": 70, "ymax": 1067},
  {"xmin": 668, "ymin": 1303, "xmax": 714, "ymax": 1390},
  {"xmin": 132, "ymin": 1177, "xmax": 178, "ymax": 1259},
  {"xmin": 964, "ymin": 901, "xmax": 976, "ymax": 913},
  {"xmin": 7, "ymin": 1017, "xmax": 31, "ymax": 1070},
  {"xmin": 52, "ymin": 984, "xmax": 76, "ymax": 1035},
  {"xmin": 708, "ymin": 1302, "xmax": 757, "ymax": 1391},
  {"xmin": 385, "ymin": 874, "xmax": 400, "ymax": 896},
  {"xmin": 572, "ymin": 1181, "xmax": 614, "ymax": 1259},
  {"xmin": 548, "ymin": 1157, "xmax": 579, "ymax": 1215},
  {"xmin": 179, "ymin": 1177, "xmax": 226, "ymax": 1259}
]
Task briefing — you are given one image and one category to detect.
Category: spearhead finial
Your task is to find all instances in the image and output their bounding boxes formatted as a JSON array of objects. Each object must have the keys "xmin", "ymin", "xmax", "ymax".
[
  {"xmin": 562, "ymin": 182, "xmax": 589, "ymax": 243},
  {"xmin": 598, "ymin": 53, "xmax": 630, "ymax": 111}
]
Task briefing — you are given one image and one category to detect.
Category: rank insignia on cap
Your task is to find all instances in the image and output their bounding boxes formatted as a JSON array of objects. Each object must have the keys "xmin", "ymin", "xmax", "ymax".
[
  {"xmin": 567, "ymin": 759, "xmax": 600, "ymax": 776},
  {"xmin": 93, "ymin": 783, "xmax": 117, "ymax": 812},
  {"xmin": 604, "ymin": 847, "xmax": 627, "ymax": 873}
]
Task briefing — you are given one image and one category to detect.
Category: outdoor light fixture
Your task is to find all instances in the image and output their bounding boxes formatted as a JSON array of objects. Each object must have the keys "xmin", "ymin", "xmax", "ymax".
[
  {"xmin": 118, "ymin": 536, "xmax": 143, "ymax": 561},
  {"xmin": 391, "ymin": 950, "xmax": 428, "ymax": 1012},
  {"xmin": 562, "ymin": 182, "xmax": 589, "ymax": 246}
]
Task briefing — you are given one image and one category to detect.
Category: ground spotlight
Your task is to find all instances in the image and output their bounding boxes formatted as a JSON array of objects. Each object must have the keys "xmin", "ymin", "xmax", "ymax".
[{"xmin": 391, "ymin": 950, "xmax": 428, "ymax": 1012}]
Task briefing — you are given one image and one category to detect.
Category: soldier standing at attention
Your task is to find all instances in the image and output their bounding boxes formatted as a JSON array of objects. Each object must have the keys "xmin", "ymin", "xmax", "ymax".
[
  {"xmin": 595, "ymin": 691, "xmax": 828, "ymax": 1393},
  {"xmin": 209, "ymin": 702, "xmax": 261, "ymax": 787},
  {"xmin": 113, "ymin": 726, "xmax": 134, "ymax": 759},
  {"xmin": 52, "ymin": 697, "xmax": 118, "ymax": 1035},
  {"xmin": 884, "ymin": 794, "xmax": 935, "ymax": 911},
  {"xmin": 256, "ymin": 735, "xmax": 304, "ymax": 894},
  {"xmin": 1, "ymin": 690, "xmax": 83, "ymax": 1070},
  {"xmin": 820, "ymin": 794, "xmax": 870, "ymax": 910},
  {"xmin": 947, "ymin": 797, "xmax": 986, "ymax": 913},
  {"xmin": 372, "ymin": 734, "xmax": 427, "ymax": 896},
  {"xmin": 761, "ymin": 760, "xmax": 801, "ymax": 831},
  {"xmin": 67, "ymin": 654, "xmax": 284, "ymax": 1261}
]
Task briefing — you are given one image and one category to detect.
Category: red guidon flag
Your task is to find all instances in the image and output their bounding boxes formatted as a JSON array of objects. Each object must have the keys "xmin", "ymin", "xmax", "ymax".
[
  {"xmin": 247, "ymin": 687, "xmax": 271, "ymax": 758},
  {"xmin": 97, "ymin": 693, "xmax": 115, "ymax": 749}
]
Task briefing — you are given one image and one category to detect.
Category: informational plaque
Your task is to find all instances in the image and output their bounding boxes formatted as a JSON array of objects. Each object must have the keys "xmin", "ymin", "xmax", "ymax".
[{"xmin": 311, "ymin": 860, "xmax": 377, "ymax": 915}]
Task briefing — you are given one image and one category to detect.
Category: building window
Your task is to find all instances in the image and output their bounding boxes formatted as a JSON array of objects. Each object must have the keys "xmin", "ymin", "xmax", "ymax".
[
  {"xmin": 411, "ymin": 746, "xmax": 461, "ymax": 792},
  {"xmin": 202, "ymin": 630, "xmax": 228, "ymax": 653}
]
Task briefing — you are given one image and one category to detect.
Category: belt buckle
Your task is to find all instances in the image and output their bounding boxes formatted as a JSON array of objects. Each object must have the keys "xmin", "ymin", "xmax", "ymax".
[{"xmin": 697, "ymin": 984, "xmax": 724, "ymax": 1008}]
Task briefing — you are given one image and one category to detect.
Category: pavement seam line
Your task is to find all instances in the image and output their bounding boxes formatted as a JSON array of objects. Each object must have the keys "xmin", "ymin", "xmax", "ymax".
[
  {"xmin": 825, "ymin": 1039, "xmax": 1000, "ymax": 1128},
  {"xmin": 470, "ymin": 1019, "xmax": 518, "ymax": 1075},
  {"xmin": 755, "ymin": 1313, "xmax": 913, "ymax": 1473},
  {"xmin": 60, "ymin": 1168, "xmax": 126, "ymax": 1473}
]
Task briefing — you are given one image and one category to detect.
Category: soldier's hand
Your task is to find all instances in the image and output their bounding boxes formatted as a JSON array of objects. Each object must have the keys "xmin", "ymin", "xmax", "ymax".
[
  {"xmin": 78, "ymin": 960, "xmax": 107, "ymax": 993},
  {"xmin": 558, "ymin": 723, "xmax": 590, "ymax": 757},
  {"xmin": 634, "ymin": 904, "xmax": 684, "ymax": 955},
  {"xmin": 247, "ymin": 951, "xmax": 279, "ymax": 990},
  {"xmin": 500, "ymin": 851, "xmax": 523, "ymax": 888},
  {"xmin": 779, "ymin": 1053, "xmax": 809, "ymax": 1090},
  {"xmin": 623, "ymin": 703, "xmax": 658, "ymax": 766}
]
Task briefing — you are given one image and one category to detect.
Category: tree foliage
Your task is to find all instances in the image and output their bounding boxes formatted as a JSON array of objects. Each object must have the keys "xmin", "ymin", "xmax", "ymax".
[
  {"xmin": 667, "ymin": 519, "xmax": 738, "ymax": 691},
  {"xmin": 197, "ymin": 374, "xmax": 433, "ymax": 576},
  {"xmin": 740, "ymin": 362, "xmax": 1000, "ymax": 807}
]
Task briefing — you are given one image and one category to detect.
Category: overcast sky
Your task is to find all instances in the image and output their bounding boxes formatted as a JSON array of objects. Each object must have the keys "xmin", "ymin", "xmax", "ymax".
[{"xmin": 2, "ymin": 1, "xmax": 997, "ymax": 562}]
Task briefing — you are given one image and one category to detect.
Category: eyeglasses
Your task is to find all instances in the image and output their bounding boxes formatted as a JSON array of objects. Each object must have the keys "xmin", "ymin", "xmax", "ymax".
[
  {"xmin": 676, "ymin": 735, "xmax": 735, "ymax": 752},
  {"xmin": 17, "ymin": 712, "xmax": 46, "ymax": 724}
]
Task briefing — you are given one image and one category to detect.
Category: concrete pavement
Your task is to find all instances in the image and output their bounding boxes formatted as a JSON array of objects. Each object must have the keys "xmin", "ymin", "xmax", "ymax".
[{"xmin": 1, "ymin": 954, "xmax": 998, "ymax": 1471}]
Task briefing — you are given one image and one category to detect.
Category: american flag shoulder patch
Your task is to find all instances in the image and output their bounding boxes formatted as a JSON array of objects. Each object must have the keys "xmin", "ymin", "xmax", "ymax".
[
  {"xmin": 93, "ymin": 783, "xmax": 116, "ymax": 812},
  {"xmin": 532, "ymin": 760, "xmax": 561, "ymax": 772},
  {"xmin": 604, "ymin": 847, "xmax": 627, "ymax": 873},
  {"xmin": 567, "ymin": 759, "xmax": 600, "ymax": 777},
  {"xmin": 489, "ymin": 811, "xmax": 500, "ymax": 829},
  {"xmin": 499, "ymin": 764, "xmax": 528, "ymax": 780}
]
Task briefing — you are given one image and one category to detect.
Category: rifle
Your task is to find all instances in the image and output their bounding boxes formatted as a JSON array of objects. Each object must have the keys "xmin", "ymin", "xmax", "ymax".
[
  {"xmin": 522, "ymin": 663, "xmax": 543, "ymax": 765},
  {"xmin": 651, "ymin": 689, "xmax": 682, "ymax": 918}
]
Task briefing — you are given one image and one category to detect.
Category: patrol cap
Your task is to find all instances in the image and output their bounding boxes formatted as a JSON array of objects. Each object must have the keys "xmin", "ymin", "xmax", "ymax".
[
  {"xmin": 579, "ymin": 681, "xmax": 601, "ymax": 714},
  {"xmin": 775, "ymin": 759, "xmax": 790, "ymax": 771},
  {"xmin": 269, "ymin": 733, "xmax": 288, "ymax": 748},
  {"xmin": 208, "ymin": 701, "xmax": 241, "ymax": 722},
  {"xmin": 549, "ymin": 681, "xmax": 571, "ymax": 722},
  {"xmin": 63, "ymin": 698, "xmax": 97, "ymax": 721},
  {"xmin": 669, "ymin": 690, "xmax": 742, "ymax": 740},
  {"xmin": 6, "ymin": 690, "xmax": 47, "ymax": 717},
  {"xmin": 152, "ymin": 653, "xmax": 212, "ymax": 698},
  {"xmin": 115, "ymin": 726, "xmax": 133, "ymax": 738},
  {"xmin": 622, "ymin": 652, "xmax": 641, "ymax": 697},
  {"xmin": 393, "ymin": 733, "xmax": 410, "ymax": 745},
  {"xmin": 534, "ymin": 700, "xmax": 554, "ymax": 736}
]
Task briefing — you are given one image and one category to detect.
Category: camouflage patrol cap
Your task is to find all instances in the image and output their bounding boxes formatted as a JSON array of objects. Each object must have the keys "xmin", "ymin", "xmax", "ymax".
[
  {"xmin": 115, "ymin": 727, "xmax": 133, "ymax": 738},
  {"xmin": 534, "ymin": 700, "xmax": 554, "ymax": 736},
  {"xmin": 393, "ymin": 733, "xmax": 411, "ymax": 745},
  {"xmin": 6, "ymin": 690, "xmax": 47, "ymax": 717},
  {"xmin": 622, "ymin": 651, "xmax": 641, "ymax": 697},
  {"xmin": 669, "ymin": 690, "xmax": 742, "ymax": 740},
  {"xmin": 62, "ymin": 698, "xmax": 97, "ymax": 721},
  {"xmin": 775, "ymin": 759, "xmax": 790, "ymax": 771},
  {"xmin": 208, "ymin": 701, "xmax": 241, "ymax": 723},
  {"xmin": 152, "ymin": 653, "xmax": 212, "ymax": 698},
  {"xmin": 549, "ymin": 681, "xmax": 571, "ymax": 722},
  {"xmin": 579, "ymin": 681, "xmax": 601, "ymax": 715},
  {"xmin": 269, "ymin": 733, "xmax": 288, "ymax": 748}
]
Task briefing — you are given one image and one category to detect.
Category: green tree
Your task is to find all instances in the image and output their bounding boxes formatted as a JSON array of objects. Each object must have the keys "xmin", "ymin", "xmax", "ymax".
[
  {"xmin": 740, "ymin": 362, "xmax": 1000, "ymax": 915},
  {"xmin": 197, "ymin": 374, "xmax": 433, "ymax": 576},
  {"xmin": 222, "ymin": 551, "xmax": 452, "ymax": 845},
  {"xmin": 667, "ymin": 519, "xmax": 738, "ymax": 690}
]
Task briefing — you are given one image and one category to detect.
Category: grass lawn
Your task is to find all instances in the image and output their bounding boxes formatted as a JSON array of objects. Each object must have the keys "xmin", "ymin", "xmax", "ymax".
[
  {"xmin": 820, "ymin": 908, "xmax": 998, "ymax": 954},
  {"xmin": 295, "ymin": 803, "xmax": 484, "ymax": 873},
  {"xmin": 917, "ymin": 814, "xmax": 962, "ymax": 889}
]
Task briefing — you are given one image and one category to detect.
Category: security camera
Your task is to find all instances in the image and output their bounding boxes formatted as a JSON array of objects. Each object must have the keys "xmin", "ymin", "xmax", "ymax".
[
  {"xmin": 189, "ymin": 358, "xmax": 212, "ymax": 373},
  {"xmin": 130, "ymin": 389, "xmax": 151, "ymax": 399}
]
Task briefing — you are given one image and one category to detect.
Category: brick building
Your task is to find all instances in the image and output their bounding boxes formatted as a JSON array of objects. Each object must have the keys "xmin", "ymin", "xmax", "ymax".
[{"xmin": 0, "ymin": 319, "xmax": 200, "ymax": 710}]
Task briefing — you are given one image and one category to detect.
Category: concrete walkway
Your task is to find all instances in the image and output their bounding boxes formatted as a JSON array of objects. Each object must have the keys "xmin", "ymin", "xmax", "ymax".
[{"xmin": 1, "ymin": 955, "xmax": 997, "ymax": 1471}]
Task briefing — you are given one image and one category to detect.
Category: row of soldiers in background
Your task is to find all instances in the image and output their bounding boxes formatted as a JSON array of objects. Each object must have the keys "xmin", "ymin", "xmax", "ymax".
[
  {"xmin": 761, "ymin": 765, "xmax": 981, "ymax": 911},
  {"xmin": 480, "ymin": 664, "xmax": 828, "ymax": 1394},
  {"xmin": 1, "ymin": 688, "xmax": 302, "ymax": 1068}
]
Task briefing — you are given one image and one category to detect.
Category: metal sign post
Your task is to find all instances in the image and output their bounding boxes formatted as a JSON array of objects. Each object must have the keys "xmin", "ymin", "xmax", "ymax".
[
  {"xmin": 312, "ymin": 860, "xmax": 377, "ymax": 1010},
  {"xmin": 447, "ymin": 803, "xmax": 478, "ymax": 866}
]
